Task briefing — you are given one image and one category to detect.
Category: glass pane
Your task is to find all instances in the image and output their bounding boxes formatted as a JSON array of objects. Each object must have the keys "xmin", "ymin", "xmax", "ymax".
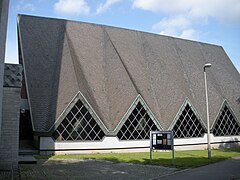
[
  {"xmin": 117, "ymin": 102, "xmax": 159, "ymax": 140},
  {"xmin": 52, "ymin": 99, "xmax": 105, "ymax": 141},
  {"xmin": 173, "ymin": 103, "xmax": 205, "ymax": 138},
  {"xmin": 213, "ymin": 104, "xmax": 240, "ymax": 136}
]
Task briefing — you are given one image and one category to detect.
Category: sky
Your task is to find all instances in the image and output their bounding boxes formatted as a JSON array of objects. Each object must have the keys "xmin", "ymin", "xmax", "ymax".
[{"xmin": 5, "ymin": 0, "xmax": 240, "ymax": 73}]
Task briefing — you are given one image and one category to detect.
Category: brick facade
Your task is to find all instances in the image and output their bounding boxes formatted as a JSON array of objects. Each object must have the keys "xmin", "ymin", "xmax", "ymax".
[
  {"xmin": 0, "ymin": 87, "xmax": 21, "ymax": 166},
  {"xmin": 0, "ymin": 0, "xmax": 9, "ymax": 137},
  {"xmin": 0, "ymin": 64, "xmax": 22, "ymax": 168}
]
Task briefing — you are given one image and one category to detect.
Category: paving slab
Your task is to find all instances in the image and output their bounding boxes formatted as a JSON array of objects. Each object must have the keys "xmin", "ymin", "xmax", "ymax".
[
  {"xmin": 0, "ymin": 170, "xmax": 12, "ymax": 180},
  {"xmin": 19, "ymin": 158, "xmax": 178, "ymax": 180},
  {"xmin": 0, "ymin": 163, "xmax": 20, "ymax": 180}
]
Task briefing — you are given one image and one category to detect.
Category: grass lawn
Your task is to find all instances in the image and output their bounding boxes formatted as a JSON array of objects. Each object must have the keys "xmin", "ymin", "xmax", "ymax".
[{"xmin": 35, "ymin": 148, "xmax": 240, "ymax": 169}]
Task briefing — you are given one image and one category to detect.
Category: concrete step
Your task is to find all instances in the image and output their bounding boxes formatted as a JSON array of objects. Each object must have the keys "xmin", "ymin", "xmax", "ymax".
[
  {"xmin": 18, "ymin": 155, "xmax": 37, "ymax": 164},
  {"xmin": 19, "ymin": 149, "xmax": 39, "ymax": 155}
]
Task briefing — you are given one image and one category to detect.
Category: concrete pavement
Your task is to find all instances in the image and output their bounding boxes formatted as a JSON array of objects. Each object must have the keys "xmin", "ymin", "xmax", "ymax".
[{"xmin": 158, "ymin": 157, "xmax": 240, "ymax": 180}]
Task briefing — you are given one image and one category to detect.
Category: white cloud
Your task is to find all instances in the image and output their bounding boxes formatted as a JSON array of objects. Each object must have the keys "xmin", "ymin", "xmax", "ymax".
[
  {"xmin": 97, "ymin": 0, "xmax": 122, "ymax": 14},
  {"xmin": 134, "ymin": 0, "xmax": 240, "ymax": 40},
  {"xmin": 132, "ymin": 0, "xmax": 240, "ymax": 24},
  {"xmin": 152, "ymin": 16, "xmax": 199, "ymax": 40},
  {"xmin": 179, "ymin": 29, "xmax": 198, "ymax": 40},
  {"xmin": 54, "ymin": 0, "xmax": 90, "ymax": 16},
  {"xmin": 153, "ymin": 16, "xmax": 190, "ymax": 34},
  {"xmin": 21, "ymin": 3, "xmax": 35, "ymax": 11},
  {"xmin": 17, "ymin": 0, "xmax": 35, "ymax": 11},
  {"xmin": 133, "ymin": 0, "xmax": 189, "ymax": 13}
]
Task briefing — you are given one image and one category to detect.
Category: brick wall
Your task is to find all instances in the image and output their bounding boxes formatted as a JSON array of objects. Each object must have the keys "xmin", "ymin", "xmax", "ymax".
[
  {"xmin": 0, "ymin": 0, "xmax": 9, "ymax": 137},
  {"xmin": 0, "ymin": 87, "xmax": 21, "ymax": 166},
  {"xmin": 0, "ymin": 64, "xmax": 22, "ymax": 168}
]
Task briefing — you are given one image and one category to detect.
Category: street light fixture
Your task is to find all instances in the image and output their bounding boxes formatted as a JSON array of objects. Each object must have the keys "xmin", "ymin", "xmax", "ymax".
[{"xmin": 204, "ymin": 63, "xmax": 212, "ymax": 159}]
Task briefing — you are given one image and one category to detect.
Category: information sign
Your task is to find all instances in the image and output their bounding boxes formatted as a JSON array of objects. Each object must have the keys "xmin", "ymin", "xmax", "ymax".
[{"xmin": 150, "ymin": 131, "xmax": 174, "ymax": 164}]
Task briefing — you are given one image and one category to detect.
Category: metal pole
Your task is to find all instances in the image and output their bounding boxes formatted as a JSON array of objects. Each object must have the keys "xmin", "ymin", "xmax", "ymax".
[
  {"xmin": 204, "ymin": 64, "xmax": 211, "ymax": 159},
  {"xmin": 172, "ymin": 131, "xmax": 174, "ymax": 165},
  {"xmin": 150, "ymin": 131, "xmax": 152, "ymax": 162}
]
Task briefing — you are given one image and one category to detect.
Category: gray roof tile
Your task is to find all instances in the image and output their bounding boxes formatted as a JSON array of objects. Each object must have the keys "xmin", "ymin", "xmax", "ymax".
[{"xmin": 18, "ymin": 14, "xmax": 240, "ymax": 132}]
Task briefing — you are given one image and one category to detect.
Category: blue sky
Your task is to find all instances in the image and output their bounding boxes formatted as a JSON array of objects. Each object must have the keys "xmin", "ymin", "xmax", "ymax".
[{"xmin": 5, "ymin": 0, "xmax": 240, "ymax": 72}]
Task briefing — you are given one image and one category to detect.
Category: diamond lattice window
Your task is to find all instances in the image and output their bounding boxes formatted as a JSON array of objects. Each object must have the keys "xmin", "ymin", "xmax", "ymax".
[
  {"xmin": 117, "ymin": 101, "xmax": 159, "ymax": 140},
  {"xmin": 213, "ymin": 104, "xmax": 240, "ymax": 136},
  {"xmin": 173, "ymin": 103, "xmax": 205, "ymax": 138},
  {"xmin": 52, "ymin": 100, "xmax": 105, "ymax": 141}
]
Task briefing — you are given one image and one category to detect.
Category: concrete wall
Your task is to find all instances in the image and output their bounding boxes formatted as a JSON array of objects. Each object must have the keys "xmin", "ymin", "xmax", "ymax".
[
  {"xmin": 0, "ymin": 0, "xmax": 9, "ymax": 136},
  {"xmin": 39, "ymin": 133, "xmax": 240, "ymax": 155},
  {"xmin": 0, "ymin": 87, "xmax": 21, "ymax": 166}
]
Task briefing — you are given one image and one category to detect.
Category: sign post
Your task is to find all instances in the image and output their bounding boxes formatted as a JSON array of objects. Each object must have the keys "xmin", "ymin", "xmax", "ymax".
[{"xmin": 150, "ymin": 131, "xmax": 174, "ymax": 164}]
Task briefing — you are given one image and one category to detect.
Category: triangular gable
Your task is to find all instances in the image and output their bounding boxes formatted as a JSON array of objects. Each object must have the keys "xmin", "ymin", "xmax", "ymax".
[
  {"xmin": 51, "ymin": 91, "xmax": 108, "ymax": 139},
  {"xmin": 212, "ymin": 100, "xmax": 240, "ymax": 136},
  {"xmin": 169, "ymin": 98, "xmax": 206, "ymax": 138},
  {"xmin": 114, "ymin": 94, "xmax": 162, "ymax": 140}
]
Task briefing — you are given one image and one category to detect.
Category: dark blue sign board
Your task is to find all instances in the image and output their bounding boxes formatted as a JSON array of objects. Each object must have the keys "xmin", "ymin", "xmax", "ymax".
[{"xmin": 150, "ymin": 131, "xmax": 174, "ymax": 164}]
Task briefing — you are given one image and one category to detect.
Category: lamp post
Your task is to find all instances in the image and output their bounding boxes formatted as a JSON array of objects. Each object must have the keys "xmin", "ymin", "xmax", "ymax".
[{"xmin": 204, "ymin": 63, "xmax": 212, "ymax": 159}]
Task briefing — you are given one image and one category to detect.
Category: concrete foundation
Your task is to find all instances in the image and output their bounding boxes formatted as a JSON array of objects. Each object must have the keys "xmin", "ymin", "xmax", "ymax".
[{"xmin": 38, "ymin": 134, "xmax": 240, "ymax": 155}]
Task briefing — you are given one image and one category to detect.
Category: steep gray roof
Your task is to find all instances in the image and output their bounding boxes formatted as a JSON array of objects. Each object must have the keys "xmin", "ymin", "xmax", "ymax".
[{"xmin": 18, "ymin": 14, "xmax": 240, "ymax": 133}]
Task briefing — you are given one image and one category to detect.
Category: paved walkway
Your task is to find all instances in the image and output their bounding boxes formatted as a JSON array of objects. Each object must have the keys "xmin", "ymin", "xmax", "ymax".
[
  {"xmin": 0, "ymin": 162, "xmax": 19, "ymax": 180},
  {"xmin": 19, "ymin": 157, "xmax": 240, "ymax": 180},
  {"xmin": 19, "ymin": 159, "xmax": 177, "ymax": 180},
  {"xmin": 158, "ymin": 157, "xmax": 240, "ymax": 180}
]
